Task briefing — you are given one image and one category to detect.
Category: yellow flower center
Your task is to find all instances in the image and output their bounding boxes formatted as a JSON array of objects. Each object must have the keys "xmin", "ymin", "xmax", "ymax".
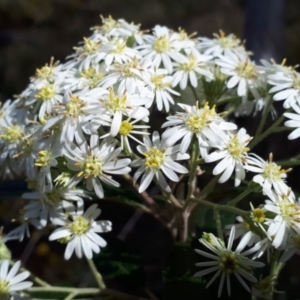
[
  {"xmin": 0, "ymin": 125, "xmax": 23, "ymax": 143},
  {"xmin": 150, "ymin": 75, "xmax": 170, "ymax": 90},
  {"xmin": 65, "ymin": 95, "xmax": 84, "ymax": 118},
  {"xmin": 80, "ymin": 68, "xmax": 104, "ymax": 88},
  {"xmin": 0, "ymin": 280, "xmax": 9, "ymax": 296},
  {"xmin": 103, "ymin": 89, "xmax": 128, "ymax": 112},
  {"xmin": 34, "ymin": 57, "xmax": 58, "ymax": 81},
  {"xmin": 35, "ymin": 85, "xmax": 56, "ymax": 101},
  {"xmin": 69, "ymin": 216, "xmax": 90, "ymax": 235},
  {"xmin": 76, "ymin": 156, "xmax": 102, "ymax": 178},
  {"xmin": 214, "ymin": 30, "xmax": 239, "ymax": 49},
  {"xmin": 278, "ymin": 198, "xmax": 300, "ymax": 223},
  {"xmin": 219, "ymin": 251, "xmax": 238, "ymax": 273},
  {"xmin": 35, "ymin": 150, "xmax": 52, "ymax": 168},
  {"xmin": 119, "ymin": 120, "xmax": 133, "ymax": 136},
  {"xmin": 144, "ymin": 148, "xmax": 165, "ymax": 170},
  {"xmin": 235, "ymin": 61, "xmax": 256, "ymax": 79},
  {"xmin": 252, "ymin": 208, "xmax": 266, "ymax": 223},
  {"xmin": 154, "ymin": 35, "xmax": 170, "ymax": 53},
  {"xmin": 185, "ymin": 103, "xmax": 217, "ymax": 134},
  {"xmin": 45, "ymin": 190, "xmax": 61, "ymax": 205},
  {"xmin": 83, "ymin": 37, "xmax": 100, "ymax": 55},
  {"xmin": 112, "ymin": 38, "xmax": 127, "ymax": 53},
  {"xmin": 226, "ymin": 135, "xmax": 250, "ymax": 161},
  {"xmin": 263, "ymin": 163, "xmax": 286, "ymax": 181},
  {"xmin": 179, "ymin": 56, "xmax": 198, "ymax": 72}
]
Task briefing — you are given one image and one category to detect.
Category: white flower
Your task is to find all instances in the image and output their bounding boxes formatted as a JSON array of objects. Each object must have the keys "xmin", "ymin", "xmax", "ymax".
[
  {"xmin": 42, "ymin": 92, "xmax": 110, "ymax": 144},
  {"xmin": 268, "ymin": 70, "xmax": 300, "ymax": 108},
  {"xmin": 162, "ymin": 102, "xmax": 237, "ymax": 157},
  {"xmin": 264, "ymin": 190, "xmax": 300, "ymax": 248},
  {"xmin": 284, "ymin": 101, "xmax": 300, "ymax": 139},
  {"xmin": 194, "ymin": 227, "xmax": 264, "ymax": 298},
  {"xmin": 198, "ymin": 31, "xmax": 246, "ymax": 57},
  {"xmin": 244, "ymin": 153, "xmax": 291, "ymax": 195},
  {"xmin": 141, "ymin": 68, "xmax": 180, "ymax": 112},
  {"xmin": 86, "ymin": 88, "xmax": 150, "ymax": 136},
  {"xmin": 49, "ymin": 202, "xmax": 112, "ymax": 260},
  {"xmin": 280, "ymin": 234, "xmax": 300, "ymax": 262},
  {"xmin": 0, "ymin": 260, "xmax": 33, "ymax": 298},
  {"xmin": 216, "ymin": 52, "xmax": 261, "ymax": 101},
  {"xmin": 138, "ymin": 25, "xmax": 187, "ymax": 73},
  {"xmin": 172, "ymin": 53, "xmax": 214, "ymax": 89},
  {"xmin": 205, "ymin": 128, "xmax": 251, "ymax": 186},
  {"xmin": 131, "ymin": 131, "xmax": 190, "ymax": 193},
  {"xmin": 64, "ymin": 133, "xmax": 131, "ymax": 199}
]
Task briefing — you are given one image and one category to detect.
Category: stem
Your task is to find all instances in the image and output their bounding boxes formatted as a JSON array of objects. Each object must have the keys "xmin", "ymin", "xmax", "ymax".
[
  {"xmin": 189, "ymin": 197, "xmax": 248, "ymax": 217},
  {"xmin": 216, "ymin": 96, "xmax": 241, "ymax": 105},
  {"xmin": 87, "ymin": 258, "xmax": 106, "ymax": 290},
  {"xmin": 249, "ymin": 112, "xmax": 287, "ymax": 149},
  {"xmin": 185, "ymin": 141, "xmax": 199, "ymax": 201},
  {"xmin": 191, "ymin": 85, "xmax": 198, "ymax": 100},
  {"xmin": 255, "ymin": 96, "xmax": 273, "ymax": 138},
  {"xmin": 214, "ymin": 208, "xmax": 224, "ymax": 241},
  {"xmin": 227, "ymin": 188, "xmax": 252, "ymax": 206},
  {"xmin": 29, "ymin": 287, "xmax": 100, "ymax": 294}
]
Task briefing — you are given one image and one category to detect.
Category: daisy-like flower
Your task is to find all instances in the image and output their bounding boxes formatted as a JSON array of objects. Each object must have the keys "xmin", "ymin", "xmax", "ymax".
[
  {"xmin": 49, "ymin": 202, "xmax": 112, "ymax": 260},
  {"xmin": 244, "ymin": 153, "xmax": 291, "ymax": 195},
  {"xmin": 268, "ymin": 69, "xmax": 300, "ymax": 108},
  {"xmin": 131, "ymin": 131, "xmax": 190, "ymax": 193},
  {"xmin": 64, "ymin": 133, "xmax": 131, "ymax": 199},
  {"xmin": 42, "ymin": 92, "xmax": 110, "ymax": 144},
  {"xmin": 264, "ymin": 190, "xmax": 300, "ymax": 248},
  {"xmin": 204, "ymin": 128, "xmax": 252, "ymax": 186},
  {"xmin": 284, "ymin": 101, "xmax": 300, "ymax": 139},
  {"xmin": 0, "ymin": 260, "xmax": 33, "ymax": 298},
  {"xmin": 216, "ymin": 52, "xmax": 261, "ymax": 101},
  {"xmin": 198, "ymin": 30, "xmax": 246, "ymax": 57},
  {"xmin": 141, "ymin": 67, "xmax": 180, "ymax": 112},
  {"xmin": 138, "ymin": 25, "xmax": 188, "ymax": 74},
  {"xmin": 66, "ymin": 37, "xmax": 104, "ymax": 70},
  {"xmin": 22, "ymin": 184, "xmax": 91, "ymax": 226},
  {"xmin": 100, "ymin": 58, "xmax": 148, "ymax": 94},
  {"xmin": 86, "ymin": 87, "xmax": 150, "ymax": 136},
  {"xmin": 172, "ymin": 53, "xmax": 214, "ymax": 89},
  {"xmin": 34, "ymin": 82, "xmax": 63, "ymax": 119},
  {"xmin": 34, "ymin": 143, "xmax": 62, "ymax": 192},
  {"xmin": 162, "ymin": 102, "xmax": 237, "ymax": 157},
  {"xmin": 99, "ymin": 36, "xmax": 139, "ymax": 67},
  {"xmin": 194, "ymin": 227, "xmax": 264, "ymax": 298}
]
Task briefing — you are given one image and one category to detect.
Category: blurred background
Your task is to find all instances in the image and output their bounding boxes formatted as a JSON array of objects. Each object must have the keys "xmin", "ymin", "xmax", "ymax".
[{"xmin": 1, "ymin": 0, "xmax": 300, "ymax": 299}]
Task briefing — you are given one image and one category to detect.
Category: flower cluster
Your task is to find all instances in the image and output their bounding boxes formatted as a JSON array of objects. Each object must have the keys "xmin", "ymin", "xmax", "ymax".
[{"xmin": 1, "ymin": 15, "xmax": 300, "ymax": 299}]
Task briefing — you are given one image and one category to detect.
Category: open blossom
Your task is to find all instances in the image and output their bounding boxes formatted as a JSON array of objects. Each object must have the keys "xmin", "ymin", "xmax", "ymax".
[
  {"xmin": 194, "ymin": 227, "xmax": 264, "ymax": 298},
  {"xmin": 172, "ymin": 53, "xmax": 214, "ymax": 89},
  {"xmin": 0, "ymin": 260, "xmax": 33, "ymax": 298},
  {"xmin": 162, "ymin": 102, "xmax": 237, "ymax": 157},
  {"xmin": 49, "ymin": 202, "xmax": 112, "ymax": 259},
  {"xmin": 138, "ymin": 25, "xmax": 188, "ymax": 73},
  {"xmin": 204, "ymin": 128, "xmax": 252, "ymax": 186},
  {"xmin": 268, "ymin": 70, "xmax": 300, "ymax": 108},
  {"xmin": 198, "ymin": 30, "xmax": 246, "ymax": 57},
  {"xmin": 264, "ymin": 190, "xmax": 300, "ymax": 249},
  {"xmin": 131, "ymin": 131, "xmax": 190, "ymax": 193},
  {"xmin": 64, "ymin": 133, "xmax": 131, "ymax": 199},
  {"xmin": 244, "ymin": 153, "xmax": 291, "ymax": 195},
  {"xmin": 216, "ymin": 52, "xmax": 261, "ymax": 101}
]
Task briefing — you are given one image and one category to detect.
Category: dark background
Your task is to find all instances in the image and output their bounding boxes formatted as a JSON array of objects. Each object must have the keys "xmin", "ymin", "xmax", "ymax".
[{"xmin": 1, "ymin": 0, "xmax": 300, "ymax": 299}]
